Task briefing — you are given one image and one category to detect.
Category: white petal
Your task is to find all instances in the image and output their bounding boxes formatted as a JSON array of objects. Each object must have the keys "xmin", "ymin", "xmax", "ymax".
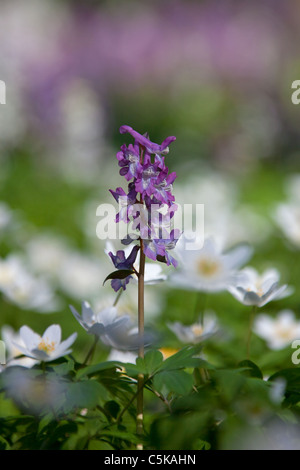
[
  {"xmin": 223, "ymin": 245, "xmax": 253, "ymax": 270},
  {"xmin": 19, "ymin": 325, "xmax": 41, "ymax": 350},
  {"xmin": 42, "ymin": 324, "xmax": 61, "ymax": 345},
  {"xmin": 54, "ymin": 332, "xmax": 77, "ymax": 357}
]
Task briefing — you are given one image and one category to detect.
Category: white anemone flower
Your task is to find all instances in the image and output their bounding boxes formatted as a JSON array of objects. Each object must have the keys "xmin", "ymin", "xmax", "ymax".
[
  {"xmin": 12, "ymin": 325, "xmax": 77, "ymax": 362},
  {"xmin": 25, "ymin": 233, "xmax": 69, "ymax": 278},
  {"xmin": 1, "ymin": 326, "xmax": 37, "ymax": 368},
  {"xmin": 58, "ymin": 252, "xmax": 106, "ymax": 300},
  {"xmin": 70, "ymin": 301, "xmax": 144, "ymax": 350},
  {"xmin": 167, "ymin": 312, "xmax": 219, "ymax": 344},
  {"xmin": 228, "ymin": 267, "xmax": 292, "ymax": 307},
  {"xmin": 170, "ymin": 236, "xmax": 252, "ymax": 292},
  {"xmin": 253, "ymin": 310, "xmax": 300, "ymax": 350},
  {"xmin": 0, "ymin": 255, "xmax": 61, "ymax": 313},
  {"xmin": 274, "ymin": 203, "xmax": 300, "ymax": 248}
]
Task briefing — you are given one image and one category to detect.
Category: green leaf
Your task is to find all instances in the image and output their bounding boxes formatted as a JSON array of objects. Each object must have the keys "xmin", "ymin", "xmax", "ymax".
[
  {"xmin": 153, "ymin": 370, "xmax": 194, "ymax": 396},
  {"xmin": 37, "ymin": 413, "xmax": 54, "ymax": 434},
  {"xmin": 268, "ymin": 368, "xmax": 300, "ymax": 405},
  {"xmin": 52, "ymin": 360, "xmax": 75, "ymax": 376},
  {"xmin": 65, "ymin": 380, "xmax": 106, "ymax": 410},
  {"xmin": 156, "ymin": 255, "xmax": 167, "ymax": 264},
  {"xmin": 76, "ymin": 361, "xmax": 122, "ymax": 379},
  {"xmin": 212, "ymin": 369, "xmax": 246, "ymax": 402},
  {"xmin": 160, "ymin": 345, "xmax": 213, "ymax": 371},
  {"xmin": 238, "ymin": 360, "xmax": 263, "ymax": 379},
  {"xmin": 123, "ymin": 362, "xmax": 145, "ymax": 378},
  {"xmin": 103, "ymin": 270, "xmax": 134, "ymax": 285},
  {"xmin": 104, "ymin": 400, "xmax": 121, "ymax": 419},
  {"xmin": 0, "ymin": 435, "xmax": 9, "ymax": 450},
  {"xmin": 88, "ymin": 439, "xmax": 115, "ymax": 450},
  {"xmin": 144, "ymin": 349, "xmax": 164, "ymax": 375}
]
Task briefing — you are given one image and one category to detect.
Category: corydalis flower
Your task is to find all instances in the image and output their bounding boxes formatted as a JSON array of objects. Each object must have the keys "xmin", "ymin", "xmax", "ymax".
[
  {"xmin": 107, "ymin": 125, "xmax": 179, "ymax": 290},
  {"xmin": 107, "ymin": 245, "xmax": 139, "ymax": 292},
  {"xmin": 143, "ymin": 229, "xmax": 181, "ymax": 267},
  {"xmin": 135, "ymin": 163, "xmax": 176, "ymax": 206},
  {"xmin": 119, "ymin": 125, "xmax": 176, "ymax": 160},
  {"xmin": 12, "ymin": 325, "xmax": 77, "ymax": 362},
  {"xmin": 109, "ymin": 183, "xmax": 137, "ymax": 223},
  {"xmin": 228, "ymin": 267, "xmax": 292, "ymax": 307},
  {"xmin": 116, "ymin": 143, "xmax": 141, "ymax": 181}
]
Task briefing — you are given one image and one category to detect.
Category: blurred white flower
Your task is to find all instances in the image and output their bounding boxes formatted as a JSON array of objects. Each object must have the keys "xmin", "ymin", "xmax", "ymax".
[
  {"xmin": 228, "ymin": 267, "xmax": 292, "ymax": 307},
  {"xmin": 58, "ymin": 252, "xmax": 106, "ymax": 300},
  {"xmin": 12, "ymin": 324, "xmax": 77, "ymax": 362},
  {"xmin": 174, "ymin": 173, "xmax": 271, "ymax": 248},
  {"xmin": 59, "ymin": 78, "xmax": 106, "ymax": 181},
  {"xmin": 222, "ymin": 421, "xmax": 300, "ymax": 450},
  {"xmin": 253, "ymin": 310, "xmax": 300, "ymax": 350},
  {"xmin": 170, "ymin": 237, "xmax": 252, "ymax": 292},
  {"xmin": 2, "ymin": 366, "xmax": 67, "ymax": 416},
  {"xmin": 1, "ymin": 325, "xmax": 36, "ymax": 368},
  {"xmin": 0, "ymin": 255, "xmax": 61, "ymax": 312},
  {"xmin": 107, "ymin": 349, "xmax": 137, "ymax": 364},
  {"xmin": 24, "ymin": 233, "xmax": 108, "ymax": 301},
  {"xmin": 70, "ymin": 301, "xmax": 130, "ymax": 338},
  {"xmin": 25, "ymin": 233, "xmax": 69, "ymax": 279},
  {"xmin": 274, "ymin": 202, "xmax": 300, "ymax": 248},
  {"xmin": 167, "ymin": 312, "xmax": 219, "ymax": 344},
  {"xmin": 70, "ymin": 301, "xmax": 144, "ymax": 350},
  {"xmin": 284, "ymin": 174, "xmax": 300, "ymax": 203}
]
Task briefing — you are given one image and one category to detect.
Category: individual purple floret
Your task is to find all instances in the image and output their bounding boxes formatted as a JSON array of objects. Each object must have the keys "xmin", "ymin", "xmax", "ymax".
[
  {"xmin": 111, "ymin": 276, "xmax": 132, "ymax": 292},
  {"xmin": 108, "ymin": 245, "xmax": 139, "ymax": 271},
  {"xmin": 109, "ymin": 183, "xmax": 137, "ymax": 223},
  {"xmin": 143, "ymin": 229, "xmax": 181, "ymax": 268},
  {"xmin": 134, "ymin": 163, "xmax": 176, "ymax": 206},
  {"xmin": 116, "ymin": 143, "xmax": 141, "ymax": 181},
  {"xmin": 107, "ymin": 245, "xmax": 140, "ymax": 292},
  {"xmin": 119, "ymin": 125, "xmax": 176, "ymax": 158}
]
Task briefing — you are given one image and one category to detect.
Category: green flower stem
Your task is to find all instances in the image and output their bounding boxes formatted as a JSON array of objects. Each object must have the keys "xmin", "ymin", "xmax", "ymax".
[
  {"xmin": 247, "ymin": 305, "xmax": 257, "ymax": 359},
  {"xmin": 194, "ymin": 292, "xmax": 208, "ymax": 326},
  {"xmin": 136, "ymin": 238, "xmax": 145, "ymax": 449},
  {"xmin": 83, "ymin": 334, "xmax": 98, "ymax": 365},
  {"xmin": 113, "ymin": 289, "xmax": 123, "ymax": 307},
  {"xmin": 117, "ymin": 377, "xmax": 170, "ymax": 427}
]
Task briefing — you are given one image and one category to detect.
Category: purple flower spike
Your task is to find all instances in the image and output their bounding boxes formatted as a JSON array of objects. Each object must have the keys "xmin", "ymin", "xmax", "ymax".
[{"xmin": 106, "ymin": 125, "xmax": 181, "ymax": 296}]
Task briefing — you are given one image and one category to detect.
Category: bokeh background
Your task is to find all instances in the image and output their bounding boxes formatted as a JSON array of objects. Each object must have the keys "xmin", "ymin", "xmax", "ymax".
[{"xmin": 1, "ymin": 0, "xmax": 300, "ymax": 377}]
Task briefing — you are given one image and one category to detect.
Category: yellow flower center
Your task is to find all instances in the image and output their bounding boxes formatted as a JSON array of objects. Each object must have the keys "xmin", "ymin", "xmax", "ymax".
[
  {"xmin": 38, "ymin": 339, "xmax": 56, "ymax": 354},
  {"xmin": 275, "ymin": 326, "xmax": 294, "ymax": 341},
  {"xmin": 246, "ymin": 286, "xmax": 264, "ymax": 297},
  {"xmin": 197, "ymin": 258, "xmax": 220, "ymax": 277},
  {"xmin": 191, "ymin": 325, "xmax": 204, "ymax": 336}
]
